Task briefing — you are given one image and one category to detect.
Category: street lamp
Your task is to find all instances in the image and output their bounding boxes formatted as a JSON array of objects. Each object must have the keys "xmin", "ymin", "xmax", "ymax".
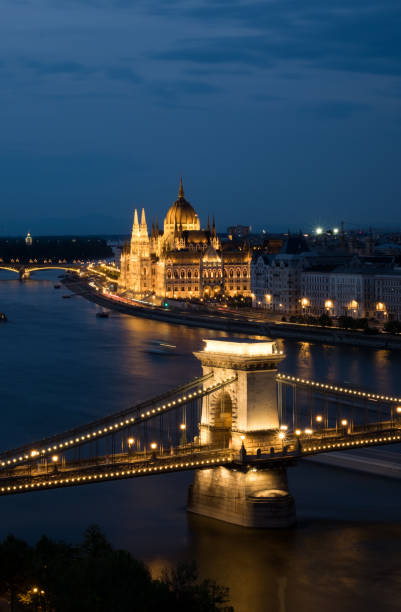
[
  {"xmin": 316, "ymin": 415, "xmax": 323, "ymax": 423},
  {"xmin": 341, "ymin": 419, "xmax": 348, "ymax": 426}
]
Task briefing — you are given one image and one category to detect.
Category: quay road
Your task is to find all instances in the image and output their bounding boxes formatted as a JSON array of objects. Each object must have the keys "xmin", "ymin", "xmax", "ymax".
[{"xmin": 63, "ymin": 276, "xmax": 401, "ymax": 350}]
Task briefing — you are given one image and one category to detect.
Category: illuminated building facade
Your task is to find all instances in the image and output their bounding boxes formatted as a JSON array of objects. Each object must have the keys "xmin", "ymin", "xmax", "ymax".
[{"xmin": 118, "ymin": 179, "xmax": 251, "ymax": 300}]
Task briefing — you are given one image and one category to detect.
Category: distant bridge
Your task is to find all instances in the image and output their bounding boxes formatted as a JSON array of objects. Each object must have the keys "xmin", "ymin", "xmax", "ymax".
[
  {"xmin": 0, "ymin": 261, "xmax": 82, "ymax": 279},
  {"xmin": 1, "ymin": 338, "xmax": 400, "ymax": 527}
]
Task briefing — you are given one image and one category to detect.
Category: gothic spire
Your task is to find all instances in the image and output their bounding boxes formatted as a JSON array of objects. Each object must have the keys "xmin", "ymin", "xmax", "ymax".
[
  {"xmin": 178, "ymin": 176, "xmax": 184, "ymax": 198},
  {"xmin": 140, "ymin": 207, "xmax": 146, "ymax": 226},
  {"xmin": 207, "ymin": 215, "xmax": 210, "ymax": 232},
  {"xmin": 133, "ymin": 209, "xmax": 139, "ymax": 227},
  {"xmin": 212, "ymin": 215, "xmax": 216, "ymax": 237}
]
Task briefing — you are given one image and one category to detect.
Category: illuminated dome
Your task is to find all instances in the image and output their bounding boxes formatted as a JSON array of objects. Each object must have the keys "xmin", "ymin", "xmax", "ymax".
[{"xmin": 164, "ymin": 178, "xmax": 200, "ymax": 233}]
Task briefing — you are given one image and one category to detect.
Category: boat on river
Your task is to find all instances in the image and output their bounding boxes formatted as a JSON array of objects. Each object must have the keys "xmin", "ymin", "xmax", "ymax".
[
  {"xmin": 0, "ymin": 312, "xmax": 7, "ymax": 322},
  {"xmin": 146, "ymin": 340, "xmax": 176, "ymax": 355},
  {"xmin": 96, "ymin": 310, "xmax": 110, "ymax": 318}
]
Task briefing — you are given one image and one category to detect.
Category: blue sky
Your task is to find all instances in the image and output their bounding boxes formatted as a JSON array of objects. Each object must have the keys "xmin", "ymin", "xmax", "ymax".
[{"xmin": 0, "ymin": 0, "xmax": 400, "ymax": 234}]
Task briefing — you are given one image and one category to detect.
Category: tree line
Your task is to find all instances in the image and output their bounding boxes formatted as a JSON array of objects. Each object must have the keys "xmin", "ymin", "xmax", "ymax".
[{"xmin": 0, "ymin": 525, "xmax": 233, "ymax": 612}]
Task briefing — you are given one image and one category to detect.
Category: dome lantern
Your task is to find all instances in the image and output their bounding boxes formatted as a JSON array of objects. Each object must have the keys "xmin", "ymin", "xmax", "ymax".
[{"xmin": 164, "ymin": 178, "xmax": 200, "ymax": 234}]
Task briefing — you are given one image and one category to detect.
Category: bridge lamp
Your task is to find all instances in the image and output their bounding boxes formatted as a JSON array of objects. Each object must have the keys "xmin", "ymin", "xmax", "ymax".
[
  {"xmin": 280, "ymin": 425, "xmax": 288, "ymax": 431},
  {"xmin": 396, "ymin": 407, "xmax": 401, "ymax": 414},
  {"xmin": 30, "ymin": 450, "xmax": 38, "ymax": 458},
  {"xmin": 240, "ymin": 435, "xmax": 245, "ymax": 441},
  {"xmin": 180, "ymin": 424, "xmax": 186, "ymax": 431},
  {"xmin": 304, "ymin": 428, "xmax": 313, "ymax": 435},
  {"xmin": 316, "ymin": 415, "xmax": 323, "ymax": 423},
  {"xmin": 295, "ymin": 429, "xmax": 302, "ymax": 436},
  {"xmin": 278, "ymin": 432, "xmax": 286, "ymax": 440},
  {"xmin": 341, "ymin": 419, "xmax": 348, "ymax": 426},
  {"xmin": 51, "ymin": 455, "xmax": 59, "ymax": 463},
  {"xmin": 150, "ymin": 443, "xmax": 157, "ymax": 450},
  {"xmin": 127, "ymin": 438, "xmax": 134, "ymax": 446}
]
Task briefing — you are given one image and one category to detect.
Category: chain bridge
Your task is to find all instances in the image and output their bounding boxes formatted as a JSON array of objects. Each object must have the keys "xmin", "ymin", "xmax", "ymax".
[{"xmin": 1, "ymin": 338, "xmax": 401, "ymax": 528}]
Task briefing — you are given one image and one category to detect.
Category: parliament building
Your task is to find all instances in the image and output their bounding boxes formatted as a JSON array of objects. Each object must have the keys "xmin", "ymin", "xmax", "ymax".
[{"xmin": 118, "ymin": 179, "xmax": 251, "ymax": 300}]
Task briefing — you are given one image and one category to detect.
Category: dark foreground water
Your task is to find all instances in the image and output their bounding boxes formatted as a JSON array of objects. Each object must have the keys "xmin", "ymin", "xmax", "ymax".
[{"xmin": 1, "ymin": 273, "xmax": 401, "ymax": 612}]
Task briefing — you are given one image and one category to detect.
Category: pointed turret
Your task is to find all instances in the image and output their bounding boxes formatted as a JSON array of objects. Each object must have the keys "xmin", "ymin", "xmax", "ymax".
[
  {"xmin": 212, "ymin": 216, "xmax": 216, "ymax": 237},
  {"xmin": 140, "ymin": 207, "xmax": 147, "ymax": 227},
  {"xmin": 131, "ymin": 209, "xmax": 140, "ymax": 238},
  {"xmin": 207, "ymin": 215, "xmax": 210, "ymax": 232}
]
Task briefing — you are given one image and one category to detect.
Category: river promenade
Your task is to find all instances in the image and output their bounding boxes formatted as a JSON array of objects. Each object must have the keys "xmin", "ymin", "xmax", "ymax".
[{"xmin": 64, "ymin": 276, "xmax": 401, "ymax": 350}]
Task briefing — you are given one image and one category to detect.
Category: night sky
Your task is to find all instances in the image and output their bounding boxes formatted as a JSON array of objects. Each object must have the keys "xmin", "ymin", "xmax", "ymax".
[{"xmin": 1, "ymin": 0, "xmax": 400, "ymax": 235}]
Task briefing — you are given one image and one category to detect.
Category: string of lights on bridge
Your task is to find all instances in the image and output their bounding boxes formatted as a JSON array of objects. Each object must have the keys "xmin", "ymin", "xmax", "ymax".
[
  {"xmin": 277, "ymin": 373, "xmax": 401, "ymax": 404},
  {"xmin": 0, "ymin": 455, "xmax": 233, "ymax": 496},
  {"xmin": 0, "ymin": 376, "xmax": 237, "ymax": 470},
  {"xmin": 302, "ymin": 432, "xmax": 401, "ymax": 454}
]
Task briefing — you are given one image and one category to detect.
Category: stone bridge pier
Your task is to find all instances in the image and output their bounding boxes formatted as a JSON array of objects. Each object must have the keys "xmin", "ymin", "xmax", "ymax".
[
  {"xmin": 188, "ymin": 338, "xmax": 296, "ymax": 528},
  {"xmin": 19, "ymin": 267, "xmax": 30, "ymax": 280}
]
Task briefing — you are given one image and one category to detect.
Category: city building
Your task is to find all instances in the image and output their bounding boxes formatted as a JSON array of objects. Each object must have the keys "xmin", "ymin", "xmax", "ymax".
[
  {"xmin": 118, "ymin": 179, "xmax": 252, "ymax": 300},
  {"xmin": 301, "ymin": 261, "xmax": 401, "ymax": 320},
  {"xmin": 227, "ymin": 225, "xmax": 251, "ymax": 239},
  {"xmin": 25, "ymin": 232, "xmax": 32, "ymax": 246},
  {"xmin": 251, "ymin": 234, "xmax": 310, "ymax": 313}
]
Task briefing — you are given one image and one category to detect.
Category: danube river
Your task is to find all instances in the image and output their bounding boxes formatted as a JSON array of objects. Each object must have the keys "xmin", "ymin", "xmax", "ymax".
[{"xmin": 1, "ymin": 273, "xmax": 401, "ymax": 612}]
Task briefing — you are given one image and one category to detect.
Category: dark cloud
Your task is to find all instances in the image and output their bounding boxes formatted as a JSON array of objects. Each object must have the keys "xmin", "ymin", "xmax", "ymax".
[
  {"xmin": 150, "ymin": 79, "xmax": 220, "ymax": 99},
  {"xmin": 105, "ymin": 66, "xmax": 143, "ymax": 84},
  {"xmin": 300, "ymin": 100, "xmax": 371, "ymax": 119},
  {"xmin": 22, "ymin": 59, "xmax": 94, "ymax": 76},
  {"xmin": 154, "ymin": 0, "xmax": 401, "ymax": 76}
]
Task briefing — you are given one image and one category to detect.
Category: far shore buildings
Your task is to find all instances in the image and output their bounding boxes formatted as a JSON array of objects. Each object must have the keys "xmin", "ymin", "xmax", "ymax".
[{"xmin": 118, "ymin": 179, "xmax": 251, "ymax": 300}]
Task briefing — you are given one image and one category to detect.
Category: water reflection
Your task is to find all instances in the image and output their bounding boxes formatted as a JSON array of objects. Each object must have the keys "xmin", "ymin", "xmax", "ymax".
[{"xmin": 184, "ymin": 514, "xmax": 401, "ymax": 612}]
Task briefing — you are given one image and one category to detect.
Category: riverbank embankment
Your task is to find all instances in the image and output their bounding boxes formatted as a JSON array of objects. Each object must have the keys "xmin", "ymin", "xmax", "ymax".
[{"xmin": 64, "ymin": 277, "xmax": 401, "ymax": 350}]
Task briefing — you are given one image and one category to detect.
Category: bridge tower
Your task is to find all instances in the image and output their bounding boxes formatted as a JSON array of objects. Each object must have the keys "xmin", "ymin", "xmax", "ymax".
[{"xmin": 188, "ymin": 338, "xmax": 296, "ymax": 528}]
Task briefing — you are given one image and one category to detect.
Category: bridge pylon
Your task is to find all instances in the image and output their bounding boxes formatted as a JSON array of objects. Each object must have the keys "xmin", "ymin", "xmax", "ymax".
[
  {"xmin": 18, "ymin": 267, "xmax": 30, "ymax": 280},
  {"xmin": 189, "ymin": 338, "xmax": 295, "ymax": 528}
]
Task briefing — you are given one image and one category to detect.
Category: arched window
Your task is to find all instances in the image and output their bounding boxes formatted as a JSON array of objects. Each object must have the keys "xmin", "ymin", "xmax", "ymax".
[
  {"xmin": 243, "ymin": 268, "xmax": 247, "ymax": 277},
  {"xmin": 194, "ymin": 270, "xmax": 199, "ymax": 278},
  {"xmin": 167, "ymin": 269, "xmax": 172, "ymax": 279},
  {"xmin": 181, "ymin": 270, "xmax": 185, "ymax": 279},
  {"xmin": 174, "ymin": 270, "xmax": 179, "ymax": 279},
  {"xmin": 229, "ymin": 270, "xmax": 233, "ymax": 278},
  {"xmin": 188, "ymin": 270, "xmax": 192, "ymax": 279},
  {"xmin": 214, "ymin": 392, "xmax": 232, "ymax": 429},
  {"xmin": 236, "ymin": 269, "xmax": 241, "ymax": 277},
  {"xmin": 143, "ymin": 268, "xmax": 147, "ymax": 277}
]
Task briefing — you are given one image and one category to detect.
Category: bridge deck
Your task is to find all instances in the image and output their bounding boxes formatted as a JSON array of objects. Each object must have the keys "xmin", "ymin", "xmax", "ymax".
[{"xmin": 1, "ymin": 421, "xmax": 401, "ymax": 496}]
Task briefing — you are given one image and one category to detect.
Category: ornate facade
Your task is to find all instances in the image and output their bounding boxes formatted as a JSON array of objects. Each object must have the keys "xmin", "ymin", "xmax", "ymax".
[{"xmin": 118, "ymin": 179, "xmax": 251, "ymax": 300}]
